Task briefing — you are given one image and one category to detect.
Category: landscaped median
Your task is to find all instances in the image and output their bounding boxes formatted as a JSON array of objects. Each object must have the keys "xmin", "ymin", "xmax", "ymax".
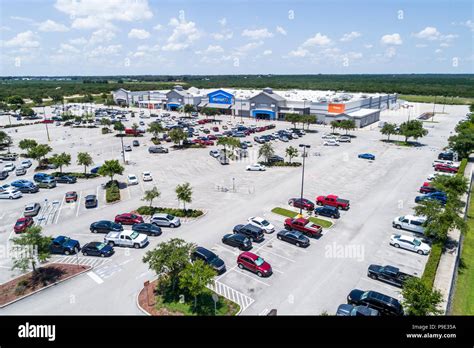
[
  {"xmin": 271, "ymin": 207, "xmax": 333, "ymax": 228},
  {"xmin": 105, "ymin": 180, "xmax": 121, "ymax": 203},
  {"xmin": 136, "ymin": 206, "xmax": 204, "ymax": 218}
]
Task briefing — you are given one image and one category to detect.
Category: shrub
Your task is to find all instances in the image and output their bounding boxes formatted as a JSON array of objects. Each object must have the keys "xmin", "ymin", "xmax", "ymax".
[
  {"xmin": 259, "ymin": 161, "xmax": 302, "ymax": 167},
  {"xmin": 136, "ymin": 206, "xmax": 203, "ymax": 218},
  {"xmin": 14, "ymin": 279, "xmax": 30, "ymax": 295},
  {"xmin": 151, "ymin": 138, "xmax": 161, "ymax": 145},
  {"xmin": 101, "ymin": 127, "xmax": 110, "ymax": 134},
  {"xmin": 105, "ymin": 181, "xmax": 120, "ymax": 203},
  {"xmin": 421, "ymin": 242, "xmax": 443, "ymax": 289},
  {"xmin": 50, "ymin": 172, "xmax": 99, "ymax": 179},
  {"xmin": 457, "ymin": 158, "xmax": 468, "ymax": 177}
]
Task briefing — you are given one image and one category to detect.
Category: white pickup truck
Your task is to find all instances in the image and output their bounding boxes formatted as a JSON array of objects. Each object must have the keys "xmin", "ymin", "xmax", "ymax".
[{"xmin": 104, "ymin": 230, "xmax": 148, "ymax": 249}]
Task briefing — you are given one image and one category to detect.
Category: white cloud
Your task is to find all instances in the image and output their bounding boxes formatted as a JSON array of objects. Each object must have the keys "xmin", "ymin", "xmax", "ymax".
[
  {"xmin": 195, "ymin": 45, "xmax": 224, "ymax": 54},
  {"xmin": 276, "ymin": 26, "xmax": 287, "ymax": 35},
  {"xmin": 415, "ymin": 44, "xmax": 428, "ymax": 48},
  {"xmin": 440, "ymin": 42, "xmax": 450, "ymax": 48},
  {"xmin": 302, "ymin": 33, "xmax": 331, "ymax": 47},
  {"xmin": 235, "ymin": 41, "xmax": 263, "ymax": 55},
  {"xmin": 38, "ymin": 19, "xmax": 69, "ymax": 32},
  {"xmin": 128, "ymin": 28, "xmax": 150, "ymax": 40},
  {"xmin": 2, "ymin": 31, "xmax": 40, "ymax": 48},
  {"xmin": 242, "ymin": 28, "xmax": 273, "ymax": 40},
  {"xmin": 153, "ymin": 24, "xmax": 163, "ymax": 31},
  {"xmin": 69, "ymin": 37, "xmax": 88, "ymax": 45},
  {"xmin": 218, "ymin": 18, "xmax": 227, "ymax": 26},
  {"xmin": 55, "ymin": 0, "xmax": 153, "ymax": 29},
  {"xmin": 413, "ymin": 26, "xmax": 440, "ymax": 40},
  {"xmin": 211, "ymin": 30, "xmax": 233, "ymax": 41},
  {"xmin": 263, "ymin": 49, "xmax": 272, "ymax": 55},
  {"xmin": 340, "ymin": 31, "xmax": 361, "ymax": 42},
  {"xmin": 288, "ymin": 47, "xmax": 309, "ymax": 57},
  {"xmin": 459, "ymin": 19, "xmax": 474, "ymax": 31},
  {"xmin": 10, "ymin": 16, "xmax": 34, "ymax": 23},
  {"xmin": 162, "ymin": 17, "xmax": 201, "ymax": 51},
  {"xmin": 89, "ymin": 28, "xmax": 116, "ymax": 45},
  {"xmin": 384, "ymin": 47, "xmax": 397, "ymax": 58},
  {"xmin": 435, "ymin": 49, "xmax": 442, "ymax": 54},
  {"xmin": 86, "ymin": 44, "xmax": 122, "ymax": 58},
  {"xmin": 380, "ymin": 33, "xmax": 402, "ymax": 45},
  {"xmin": 58, "ymin": 43, "xmax": 80, "ymax": 53},
  {"xmin": 364, "ymin": 44, "xmax": 373, "ymax": 49}
]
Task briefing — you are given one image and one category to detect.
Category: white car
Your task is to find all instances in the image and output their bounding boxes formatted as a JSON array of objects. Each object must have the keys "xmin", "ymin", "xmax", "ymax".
[
  {"xmin": 0, "ymin": 187, "xmax": 22, "ymax": 199},
  {"xmin": 3, "ymin": 163, "xmax": 16, "ymax": 172},
  {"xmin": 392, "ymin": 215, "xmax": 426, "ymax": 234},
  {"xmin": 389, "ymin": 234, "xmax": 431, "ymax": 255},
  {"xmin": 246, "ymin": 163, "xmax": 266, "ymax": 171},
  {"xmin": 427, "ymin": 172, "xmax": 455, "ymax": 181},
  {"xmin": 209, "ymin": 150, "xmax": 220, "ymax": 158},
  {"xmin": 21, "ymin": 160, "xmax": 32, "ymax": 168},
  {"xmin": 142, "ymin": 171, "xmax": 153, "ymax": 181},
  {"xmin": 248, "ymin": 216, "xmax": 275, "ymax": 233},
  {"xmin": 242, "ymin": 141, "xmax": 253, "ymax": 147},
  {"xmin": 127, "ymin": 174, "xmax": 139, "ymax": 185},
  {"xmin": 324, "ymin": 139, "xmax": 339, "ymax": 146},
  {"xmin": 432, "ymin": 160, "xmax": 459, "ymax": 168}
]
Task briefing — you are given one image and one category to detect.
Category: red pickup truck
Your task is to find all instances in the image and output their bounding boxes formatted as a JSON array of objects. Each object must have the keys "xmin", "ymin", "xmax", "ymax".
[
  {"xmin": 434, "ymin": 164, "xmax": 458, "ymax": 174},
  {"xmin": 316, "ymin": 195, "xmax": 350, "ymax": 210},
  {"xmin": 284, "ymin": 218, "xmax": 322, "ymax": 237}
]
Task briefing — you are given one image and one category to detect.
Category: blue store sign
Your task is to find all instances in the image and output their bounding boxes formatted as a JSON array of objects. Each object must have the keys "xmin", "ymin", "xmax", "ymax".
[{"xmin": 208, "ymin": 90, "xmax": 234, "ymax": 105}]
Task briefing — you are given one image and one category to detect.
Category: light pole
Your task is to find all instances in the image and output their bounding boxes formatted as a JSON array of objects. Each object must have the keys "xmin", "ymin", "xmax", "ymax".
[
  {"xmin": 298, "ymin": 144, "xmax": 311, "ymax": 216},
  {"xmin": 120, "ymin": 135, "xmax": 125, "ymax": 164},
  {"xmin": 43, "ymin": 105, "xmax": 50, "ymax": 142}
]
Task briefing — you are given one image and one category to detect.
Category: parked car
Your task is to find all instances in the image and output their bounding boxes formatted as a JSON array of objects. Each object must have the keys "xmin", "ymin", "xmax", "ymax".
[
  {"xmin": 336, "ymin": 304, "xmax": 379, "ymax": 316},
  {"xmin": 434, "ymin": 163, "xmax": 458, "ymax": 174},
  {"xmin": 150, "ymin": 213, "xmax": 181, "ymax": 228},
  {"xmin": 90, "ymin": 166, "xmax": 101, "ymax": 174},
  {"xmin": 392, "ymin": 215, "xmax": 426, "ymax": 234},
  {"xmin": 115, "ymin": 213, "xmax": 144, "ymax": 225},
  {"xmin": 49, "ymin": 236, "xmax": 80, "ymax": 255},
  {"xmin": 142, "ymin": 171, "xmax": 153, "ymax": 181},
  {"xmin": 389, "ymin": 234, "xmax": 431, "ymax": 255},
  {"xmin": 14, "ymin": 217, "xmax": 34, "ymax": 233},
  {"xmin": 237, "ymin": 251, "xmax": 272, "ymax": 277},
  {"xmin": 288, "ymin": 198, "xmax": 315, "ymax": 211},
  {"xmin": 233, "ymin": 224, "xmax": 265, "ymax": 242},
  {"xmin": 65, "ymin": 191, "xmax": 78, "ymax": 203},
  {"xmin": 247, "ymin": 216, "xmax": 275, "ymax": 233},
  {"xmin": 55, "ymin": 175, "xmax": 77, "ymax": 184},
  {"xmin": 427, "ymin": 172, "xmax": 455, "ymax": 181},
  {"xmin": 209, "ymin": 150, "xmax": 220, "ymax": 158},
  {"xmin": 15, "ymin": 167, "xmax": 27, "ymax": 176},
  {"xmin": 246, "ymin": 163, "xmax": 266, "ymax": 171},
  {"xmin": 419, "ymin": 183, "xmax": 438, "ymax": 194},
  {"xmin": 324, "ymin": 139, "xmax": 339, "ymax": 146},
  {"xmin": 0, "ymin": 171, "xmax": 8, "ymax": 180},
  {"xmin": 347, "ymin": 289, "xmax": 404, "ymax": 316},
  {"xmin": 367, "ymin": 264, "xmax": 415, "ymax": 287},
  {"xmin": 316, "ymin": 194, "xmax": 350, "ymax": 210},
  {"xmin": 85, "ymin": 194, "xmax": 98, "ymax": 208},
  {"xmin": 37, "ymin": 177, "xmax": 56, "ymax": 189},
  {"xmin": 358, "ymin": 153, "xmax": 375, "ymax": 160},
  {"xmin": 132, "ymin": 223, "xmax": 162, "ymax": 236},
  {"xmin": 3, "ymin": 163, "xmax": 15, "ymax": 172},
  {"xmin": 148, "ymin": 145, "xmax": 168, "ymax": 154},
  {"xmin": 104, "ymin": 230, "xmax": 148, "ymax": 249},
  {"xmin": 0, "ymin": 187, "xmax": 22, "ymax": 199},
  {"xmin": 90, "ymin": 220, "xmax": 123, "ymax": 234},
  {"xmin": 127, "ymin": 174, "xmax": 139, "ymax": 186},
  {"xmin": 314, "ymin": 205, "xmax": 340, "ymax": 219},
  {"xmin": 23, "ymin": 203, "xmax": 41, "ymax": 217},
  {"xmin": 438, "ymin": 152, "xmax": 455, "ymax": 161},
  {"xmin": 124, "ymin": 145, "xmax": 132, "ymax": 152},
  {"xmin": 132, "ymin": 140, "xmax": 140, "ymax": 147},
  {"xmin": 338, "ymin": 136, "xmax": 351, "ymax": 143},
  {"xmin": 191, "ymin": 246, "xmax": 226, "ymax": 275},
  {"xmin": 20, "ymin": 159, "xmax": 32, "ymax": 168},
  {"xmin": 82, "ymin": 242, "xmax": 114, "ymax": 257},
  {"xmin": 415, "ymin": 191, "xmax": 447, "ymax": 205},
  {"xmin": 11, "ymin": 180, "xmax": 38, "ymax": 193},
  {"xmin": 277, "ymin": 230, "xmax": 310, "ymax": 248},
  {"xmin": 284, "ymin": 218, "xmax": 323, "ymax": 238},
  {"xmin": 222, "ymin": 234, "xmax": 252, "ymax": 250},
  {"xmin": 267, "ymin": 155, "xmax": 284, "ymax": 164}
]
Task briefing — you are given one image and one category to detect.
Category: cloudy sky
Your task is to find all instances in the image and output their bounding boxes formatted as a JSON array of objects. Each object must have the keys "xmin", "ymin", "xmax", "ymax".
[{"xmin": 0, "ymin": 0, "xmax": 472, "ymax": 76}]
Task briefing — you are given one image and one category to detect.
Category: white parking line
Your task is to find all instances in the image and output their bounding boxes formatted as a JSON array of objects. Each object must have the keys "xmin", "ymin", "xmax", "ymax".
[
  {"xmin": 86, "ymin": 271, "xmax": 104, "ymax": 284},
  {"xmin": 76, "ymin": 191, "xmax": 83, "ymax": 217},
  {"xmin": 54, "ymin": 195, "xmax": 65, "ymax": 224},
  {"xmin": 259, "ymin": 248, "xmax": 296, "ymax": 263},
  {"xmin": 233, "ymin": 269, "xmax": 271, "ymax": 286}
]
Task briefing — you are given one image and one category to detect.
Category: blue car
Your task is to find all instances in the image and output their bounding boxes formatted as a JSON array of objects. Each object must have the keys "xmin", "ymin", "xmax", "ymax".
[
  {"xmin": 33, "ymin": 173, "xmax": 55, "ymax": 183},
  {"xmin": 358, "ymin": 153, "xmax": 375, "ymax": 160},
  {"xmin": 90, "ymin": 166, "xmax": 101, "ymax": 174},
  {"xmin": 11, "ymin": 180, "xmax": 39, "ymax": 193},
  {"xmin": 49, "ymin": 236, "xmax": 80, "ymax": 255},
  {"xmin": 415, "ymin": 191, "xmax": 447, "ymax": 205}
]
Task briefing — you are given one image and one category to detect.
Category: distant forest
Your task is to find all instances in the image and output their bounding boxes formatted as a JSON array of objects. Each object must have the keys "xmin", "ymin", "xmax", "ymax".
[{"xmin": 0, "ymin": 74, "xmax": 473, "ymax": 101}]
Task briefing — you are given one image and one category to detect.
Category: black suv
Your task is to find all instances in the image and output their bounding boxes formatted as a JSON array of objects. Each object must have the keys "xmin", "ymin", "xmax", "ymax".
[
  {"xmin": 222, "ymin": 233, "xmax": 252, "ymax": 250},
  {"xmin": 314, "ymin": 205, "xmax": 340, "ymax": 219},
  {"xmin": 268, "ymin": 155, "xmax": 284, "ymax": 164},
  {"xmin": 132, "ymin": 223, "xmax": 162, "ymax": 236},
  {"xmin": 233, "ymin": 224, "xmax": 265, "ymax": 242},
  {"xmin": 85, "ymin": 195, "xmax": 98, "ymax": 208},
  {"xmin": 347, "ymin": 289, "xmax": 404, "ymax": 316},
  {"xmin": 438, "ymin": 152, "xmax": 454, "ymax": 161},
  {"xmin": 90, "ymin": 220, "xmax": 123, "ymax": 234},
  {"xmin": 191, "ymin": 247, "xmax": 226, "ymax": 274}
]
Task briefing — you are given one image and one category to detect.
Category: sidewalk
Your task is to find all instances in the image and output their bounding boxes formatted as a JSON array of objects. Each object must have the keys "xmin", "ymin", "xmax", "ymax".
[{"xmin": 433, "ymin": 161, "xmax": 473, "ymax": 313}]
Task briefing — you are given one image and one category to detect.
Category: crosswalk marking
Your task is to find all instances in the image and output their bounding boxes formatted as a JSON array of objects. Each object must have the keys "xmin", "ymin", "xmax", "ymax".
[
  {"xmin": 52, "ymin": 255, "xmax": 111, "ymax": 269},
  {"xmin": 207, "ymin": 280, "xmax": 255, "ymax": 314}
]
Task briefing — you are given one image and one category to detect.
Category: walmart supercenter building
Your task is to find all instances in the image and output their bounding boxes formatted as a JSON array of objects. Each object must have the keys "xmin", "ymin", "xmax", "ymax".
[{"xmin": 113, "ymin": 85, "xmax": 398, "ymax": 128}]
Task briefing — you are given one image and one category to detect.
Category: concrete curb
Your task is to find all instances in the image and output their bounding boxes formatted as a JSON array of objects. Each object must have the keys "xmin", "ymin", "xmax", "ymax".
[
  {"xmin": 135, "ymin": 289, "xmax": 151, "ymax": 316},
  {"xmin": 270, "ymin": 209, "xmax": 334, "ymax": 229},
  {"xmin": 0, "ymin": 265, "xmax": 91, "ymax": 309}
]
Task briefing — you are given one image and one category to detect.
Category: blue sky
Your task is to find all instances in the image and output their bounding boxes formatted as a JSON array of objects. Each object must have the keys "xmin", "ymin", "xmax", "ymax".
[{"xmin": 0, "ymin": 0, "xmax": 472, "ymax": 76}]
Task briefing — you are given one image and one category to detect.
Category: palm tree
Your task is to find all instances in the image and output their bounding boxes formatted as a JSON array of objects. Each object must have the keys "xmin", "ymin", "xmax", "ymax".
[
  {"xmin": 50, "ymin": 152, "xmax": 71, "ymax": 173},
  {"xmin": 285, "ymin": 146, "xmax": 298, "ymax": 163},
  {"xmin": 380, "ymin": 123, "xmax": 398, "ymax": 141},
  {"xmin": 176, "ymin": 182, "xmax": 193, "ymax": 211},
  {"xmin": 258, "ymin": 143, "xmax": 275, "ymax": 163},
  {"xmin": 142, "ymin": 187, "xmax": 161, "ymax": 207},
  {"xmin": 98, "ymin": 159, "xmax": 124, "ymax": 183},
  {"xmin": 77, "ymin": 152, "xmax": 93, "ymax": 174},
  {"xmin": 147, "ymin": 122, "xmax": 164, "ymax": 140}
]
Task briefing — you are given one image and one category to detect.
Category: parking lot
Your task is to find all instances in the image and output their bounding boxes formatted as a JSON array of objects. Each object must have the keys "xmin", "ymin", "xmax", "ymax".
[{"xmin": 0, "ymin": 103, "xmax": 468, "ymax": 315}]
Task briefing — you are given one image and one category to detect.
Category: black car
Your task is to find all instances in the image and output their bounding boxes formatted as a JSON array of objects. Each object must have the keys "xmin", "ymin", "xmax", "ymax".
[
  {"xmin": 191, "ymin": 247, "xmax": 226, "ymax": 274},
  {"xmin": 268, "ymin": 155, "xmax": 284, "ymax": 164},
  {"xmin": 336, "ymin": 304, "xmax": 380, "ymax": 316},
  {"xmin": 347, "ymin": 289, "xmax": 404, "ymax": 316},
  {"xmin": 132, "ymin": 223, "xmax": 162, "ymax": 236},
  {"xmin": 438, "ymin": 152, "xmax": 454, "ymax": 161},
  {"xmin": 314, "ymin": 205, "xmax": 340, "ymax": 219},
  {"xmin": 276, "ymin": 230, "xmax": 310, "ymax": 248},
  {"xmin": 233, "ymin": 224, "xmax": 265, "ymax": 242},
  {"xmin": 367, "ymin": 264, "xmax": 414, "ymax": 288},
  {"xmin": 56, "ymin": 175, "xmax": 77, "ymax": 184},
  {"xmin": 222, "ymin": 233, "xmax": 252, "ymax": 250},
  {"xmin": 132, "ymin": 140, "xmax": 140, "ymax": 147},
  {"xmin": 90, "ymin": 220, "xmax": 123, "ymax": 234},
  {"xmin": 0, "ymin": 171, "xmax": 9, "ymax": 180},
  {"xmin": 82, "ymin": 242, "xmax": 114, "ymax": 257},
  {"xmin": 49, "ymin": 236, "xmax": 80, "ymax": 255},
  {"xmin": 85, "ymin": 194, "xmax": 98, "ymax": 208}
]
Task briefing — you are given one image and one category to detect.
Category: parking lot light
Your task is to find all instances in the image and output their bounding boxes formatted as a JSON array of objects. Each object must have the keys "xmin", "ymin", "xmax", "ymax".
[{"xmin": 298, "ymin": 144, "xmax": 311, "ymax": 216}]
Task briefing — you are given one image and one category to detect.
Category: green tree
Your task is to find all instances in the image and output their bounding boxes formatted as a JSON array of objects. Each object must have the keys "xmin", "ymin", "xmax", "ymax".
[
  {"xmin": 98, "ymin": 159, "xmax": 124, "ymax": 183},
  {"xmin": 11, "ymin": 226, "xmax": 51, "ymax": 274},
  {"xmin": 284, "ymin": 113, "xmax": 300, "ymax": 129},
  {"xmin": 20, "ymin": 106, "xmax": 35, "ymax": 116},
  {"xmin": 176, "ymin": 182, "xmax": 193, "ymax": 210},
  {"xmin": 431, "ymin": 174, "xmax": 469, "ymax": 199},
  {"xmin": 143, "ymin": 186, "xmax": 161, "ymax": 207},
  {"xmin": 217, "ymin": 137, "xmax": 240, "ymax": 160},
  {"xmin": 0, "ymin": 131, "xmax": 12, "ymax": 150},
  {"xmin": 169, "ymin": 128, "xmax": 187, "ymax": 146},
  {"xmin": 147, "ymin": 122, "xmax": 164, "ymax": 139},
  {"xmin": 100, "ymin": 118, "xmax": 111, "ymax": 126},
  {"xmin": 448, "ymin": 132, "xmax": 474, "ymax": 159},
  {"xmin": 402, "ymin": 277, "xmax": 443, "ymax": 316},
  {"xmin": 51, "ymin": 94, "xmax": 63, "ymax": 104},
  {"xmin": 49, "ymin": 152, "xmax": 71, "ymax": 173},
  {"xmin": 28, "ymin": 144, "xmax": 52, "ymax": 165},
  {"xmin": 113, "ymin": 121, "xmax": 125, "ymax": 135},
  {"xmin": 285, "ymin": 146, "xmax": 299, "ymax": 163},
  {"xmin": 131, "ymin": 123, "xmax": 140, "ymax": 137},
  {"xmin": 19, "ymin": 139, "xmax": 38, "ymax": 151},
  {"xmin": 339, "ymin": 119, "xmax": 356, "ymax": 136},
  {"xmin": 330, "ymin": 120, "xmax": 340, "ymax": 133},
  {"xmin": 77, "ymin": 152, "xmax": 93, "ymax": 174},
  {"xmin": 7, "ymin": 95, "xmax": 24, "ymax": 105},
  {"xmin": 179, "ymin": 259, "xmax": 216, "ymax": 308},
  {"xmin": 142, "ymin": 238, "xmax": 195, "ymax": 292},
  {"xmin": 258, "ymin": 142, "xmax": 275, "ymax": 163},
  {"xmin": 101, "ymin": 93, "xmax": 108, "ymax": 102},
  {"xmin": 399, "ymin": 120, "xmax": 428, "ymax": 143},
  {"xmin": 32, "ymin": 96, "xmax": 43, "ymax": 105},
  {"xmin": 380, "ymin": 122, "xmax": 398, "ymax": 141},
  {"xmin": 183, "ymin": 104, "xmax": 196, "ymax": 115},
  {"xmin": 303, "ymin": 115, "xmax": 316, "ymax": 130}
]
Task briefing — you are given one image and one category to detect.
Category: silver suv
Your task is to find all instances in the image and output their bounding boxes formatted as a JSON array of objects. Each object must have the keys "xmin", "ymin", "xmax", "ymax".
[{"xmin": 150, "ymin": 213, "xmax": 181, "ymax": 228}]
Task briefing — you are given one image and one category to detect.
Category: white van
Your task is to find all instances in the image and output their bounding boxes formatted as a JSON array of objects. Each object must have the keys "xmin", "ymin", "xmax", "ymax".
[{"xmin": 392, "ymin": 215, "xmax": 426, "ymax": 234}]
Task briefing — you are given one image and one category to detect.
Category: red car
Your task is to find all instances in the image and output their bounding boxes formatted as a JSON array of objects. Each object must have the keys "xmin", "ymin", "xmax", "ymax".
[
  {"xmin": 14, "ymin": 217, "xmax": 34, "ymax": 233},
  {"xmin": 284, "ymin": 218, "xmax": 323, "ymax": 238},
  {"xmin": 197, "ymin": 119, "xmax": 207, "ymax": 124},
  {"xmin": 65, "ymin": 191, "xmax": 78, "ymax": 203},
  {"xmin": 114, "ymin": 213, "xmax": 144, "ymax": 225},
  {"xmin": 193, "ymin": 139, "xmax": 214, "ymax": 146},
  {"xmin": 41, "ymin": 119, "xmax": 54, "ymax": 124},
  {"xmin": 288, "ymin": 198, "xmax": 315, "ymax": 211},
  {"xmin": 207, "ymin": 135, "xmax": 217, "ymax": 140},
  {"xmin": 316, "ymin": 194, "xmax": 350, "ymax": 210},
  {"xmin": 237, "ymin": 252, "xmax": 272, "ymax": 277},
  {"xmin": 256, "ymin": 126, "xmax": 267, "ymax": 132},
  {"xmin": 419, "ymin": 183, "xmax": 438, "ymax": 194},
  {"xmin": 212, "ymin": 127, "xmax": 219, "ymax": 132},
  {"xmin": 434, "ymin": 164, "xmax": 458, "ymax": 173}
]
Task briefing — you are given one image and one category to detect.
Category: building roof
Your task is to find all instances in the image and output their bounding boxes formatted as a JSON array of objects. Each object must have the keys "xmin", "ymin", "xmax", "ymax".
[{"xmin": 347, "ymin": 108, "xmax": 380, "ymax": 118}]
